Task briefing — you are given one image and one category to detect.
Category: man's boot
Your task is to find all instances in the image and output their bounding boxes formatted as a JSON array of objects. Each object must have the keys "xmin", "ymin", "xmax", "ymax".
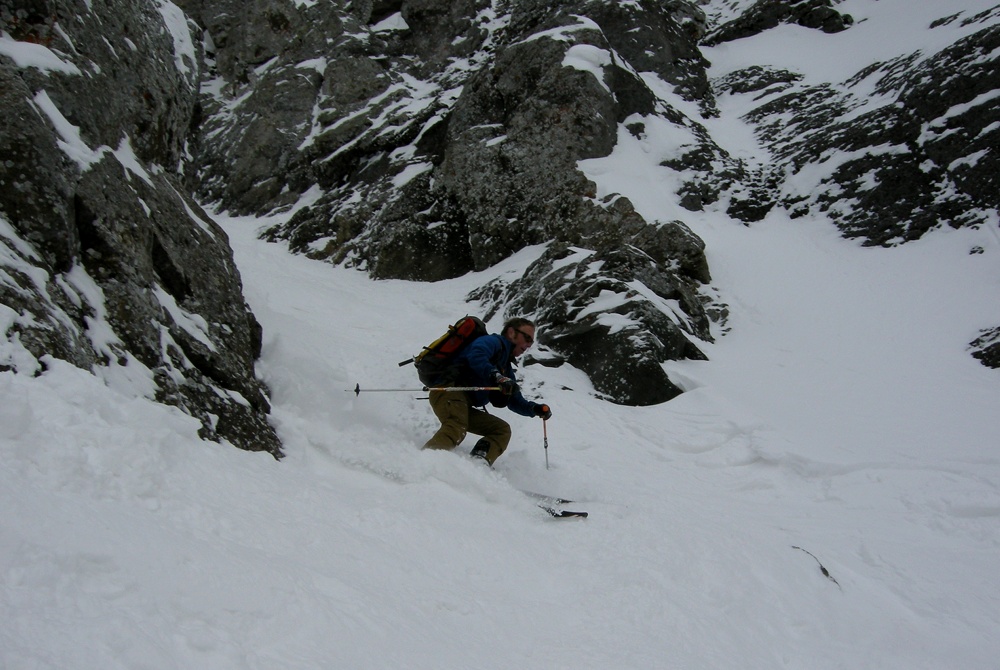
[{"xmin": 469, "ymin": 438, "xmax": 490, "ymax": 465}]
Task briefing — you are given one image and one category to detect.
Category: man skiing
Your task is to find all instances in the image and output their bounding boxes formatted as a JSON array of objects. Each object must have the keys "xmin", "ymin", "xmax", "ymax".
[{"xmin": 422, "ymin": 317, "xmax": 552, "ymax": 465}]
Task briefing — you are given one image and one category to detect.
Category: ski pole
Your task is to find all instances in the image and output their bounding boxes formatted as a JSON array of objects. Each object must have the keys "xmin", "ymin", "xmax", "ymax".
[
  {"xmin": 349, "ymin": 383, "xmax": 500, "ymax": 396},
  {"xmin": 543, "ymin": 417, "xmax": 549, "ymax": 470}
]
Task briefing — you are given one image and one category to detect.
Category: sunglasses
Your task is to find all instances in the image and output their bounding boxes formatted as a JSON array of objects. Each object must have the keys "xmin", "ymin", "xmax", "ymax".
[{"xmin": 514, "ymin": 328, "xmax": 534, "ymax": 345}]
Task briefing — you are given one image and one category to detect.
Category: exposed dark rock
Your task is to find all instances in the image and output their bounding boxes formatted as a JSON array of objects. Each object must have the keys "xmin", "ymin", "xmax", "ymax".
[
  {"xmin": 189, "ymin": 0, "xmax": 720, "ymax": 403},
  {"xmin": 970, "ymin": 327, "xmax": 1000, "ymax": 369},
  {"xmin": 5, "ymin": 0, "xmax": 997, "ymax": 417},
  {"xmin": 1, "ymin": 0, "xmax": 280, "ymax": 455},
  {"xmin": 743, "ymin": 21, "xmax": 1000, "ymax": 245},
  {"xmin": 704, "ymin": 0, "xmax": 854, "ymax": 46},
  {"xmin": 713, "ymin": 65, "xmax": 803, "ymax": 99},
  {"xmin": 470, "ymin": 222, "xmax": 712, "ymax": 405}
]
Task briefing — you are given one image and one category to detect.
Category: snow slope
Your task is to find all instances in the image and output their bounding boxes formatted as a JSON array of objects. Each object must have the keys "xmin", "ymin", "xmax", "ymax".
[
  {"xmin": 5, "ymin": 201, "xmax": 998, "ymax": 668},
  {"xmin": 3, "ymin": 0, "xmax": 1000, "ymax": 668}
]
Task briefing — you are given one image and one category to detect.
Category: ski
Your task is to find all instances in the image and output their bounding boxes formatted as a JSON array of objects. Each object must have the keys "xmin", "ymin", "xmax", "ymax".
[
  {"xmin": 515, "ymin": 489, "xmax": 587, "ymax": 517},
  {"xmin": 538, "ymin": 504, "xmax": 588, "ymax": 519},
  {"xmin": 517, "ymin": 489, "xmax": 575, "ymax": 505}
]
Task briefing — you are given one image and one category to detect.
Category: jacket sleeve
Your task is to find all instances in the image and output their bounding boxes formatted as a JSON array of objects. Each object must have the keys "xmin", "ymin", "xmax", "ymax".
[
  {"xmin": 497, "ymin": 345, "xmax": 538, "ymax": 417},
  {"xmin": 462, "ymin": 334, "xmax": 504, "ymax": 384},
  {"xmin": 507, "ymin": 391, "xmax": 538, "ymax": 417},
  {"xmin": 462, "ymin": 335, "xmax": 538, "ymax": 416}
]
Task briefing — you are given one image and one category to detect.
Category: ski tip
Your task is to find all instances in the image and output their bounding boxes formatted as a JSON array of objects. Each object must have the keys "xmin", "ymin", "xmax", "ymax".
[
  {"xmin": 539, "ymin": 504, "xmax": 588, "ymax": 519},
  {"xmin": 552, "ymin": 510, "xmax": 588, "ymax": 519}
]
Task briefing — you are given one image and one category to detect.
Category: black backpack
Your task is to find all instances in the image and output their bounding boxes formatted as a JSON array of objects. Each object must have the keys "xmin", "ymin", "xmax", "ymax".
[{"xmin": 399, "ymin": 316, "xmax": 488, "ymax": 386}]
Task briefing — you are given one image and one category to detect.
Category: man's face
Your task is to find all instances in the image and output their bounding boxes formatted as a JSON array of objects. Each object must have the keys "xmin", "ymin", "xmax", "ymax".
[{"xmin": 508, "ymin": 325, "xmax": 535, "ymax": 357}]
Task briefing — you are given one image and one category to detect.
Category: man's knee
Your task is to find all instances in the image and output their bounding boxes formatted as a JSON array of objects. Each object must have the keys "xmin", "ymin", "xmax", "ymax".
[
  {"xmin": 484, "ymin": 417, "xmax": 511, "ymax": 446},
  {"xmin": 423, "ymin": 425, "xmax": 467, "ymax": 450},
  {"xmin": 425, "ymin": 393, "xmax": 470, "ymax": 450}
]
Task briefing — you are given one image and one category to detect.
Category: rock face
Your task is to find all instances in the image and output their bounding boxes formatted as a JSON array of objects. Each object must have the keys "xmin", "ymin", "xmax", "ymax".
[
  {"xmin": 970, "ymin": 327, "xmax": 1000, "ymax": 369},
  {"xmin": 1, "ymin": 0, "xmax": 280, "ymax": 455},
  {"xmin": 4, "ymin": 0, "xmax": 997, "ymax": 436},
  {"xmin": 180, "ymin": 0, "xmax": 1000, "ymax": 391},
  {"xmin": 184, "ymin": 0, "xmax": 722, "ymax": 404},
  {"xmin": 703, "ymin": 0, "xmax": 854, "ymax": 46},
  {"xmin": 472, "ymin": 230, "xmax": 712, "ymax": 404},
  {"xmin": 709, "ymin": 4, "xmax": 1000, "ymax": 245}
]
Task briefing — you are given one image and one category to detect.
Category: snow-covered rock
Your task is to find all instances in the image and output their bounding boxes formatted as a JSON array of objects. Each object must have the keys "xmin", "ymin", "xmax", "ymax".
[{"xmin": 0, "ymin": 0, "xmax": 280, "ymax": 454}]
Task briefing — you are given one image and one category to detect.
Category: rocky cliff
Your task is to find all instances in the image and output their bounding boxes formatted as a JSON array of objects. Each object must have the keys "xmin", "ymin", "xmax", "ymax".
[
  {"xmin": 179, "ymin": 0, "xmax": 730, "ymax": 405},
  {"xmin": 2, "ymin": 0, "xmax": 997, "ymax": 454},
  {"xmin": 181, "ymin": 0, "xmax": 1000, "ymax": 387},
  {"xmin": 712, "ymin": 2, "xmax": 999, "ymax": 242},
  {"xmin": 1, "ymin": 0, "xmax": 280, "ymax": 454}
]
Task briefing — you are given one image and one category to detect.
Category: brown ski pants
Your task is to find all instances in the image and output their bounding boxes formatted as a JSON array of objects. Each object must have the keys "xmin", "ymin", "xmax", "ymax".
[{"xmin": 422, "ymin": 390, "xmax": 511, "ymax": 465}]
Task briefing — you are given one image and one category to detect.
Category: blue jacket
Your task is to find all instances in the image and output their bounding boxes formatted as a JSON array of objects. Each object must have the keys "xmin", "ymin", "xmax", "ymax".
[{"xmin": 455, "ymin": 333, "xmax": 537, "ymax": 417}]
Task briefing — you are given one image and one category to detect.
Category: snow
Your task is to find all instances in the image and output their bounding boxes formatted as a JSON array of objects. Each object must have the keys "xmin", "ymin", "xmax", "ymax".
[
  {"xmin": 153, "ymin": 0, "xmax": 198, "ymax": 81},
  {"xmin": 391, "ymin": 161, "xmax": 433, "ymax": 188},
  {"xmin": 923, "ymin": 88, "xmax": 1000, "ymax": 144},
  {"xmin": 371, "ymin": 12, "xmax": 409, "ymax": 33},
  {"xmin": 295, "ymin": 57, "xmax": 328, "ymax": 75},
  {"xmin": 704, "ymin": 0, "xmax": 1000, "ymax": 86},
  {"xmin": 3, "ymin": 0, "xmax": 1000, "ymax": 668},
  {"xmin": 152, "ymin": 285, "xmax": 217, "ymax": 353},
  {"xmin": 519, "ymin": 14, "xmax": 602, "ymax": 46},
  {"xmin": 0, "ymin": 33, "xmax": 80, "ymax": 74},
  {"xmin": 5, "ymin": 199, "xmax": 999, "ymax": 670},
  {"xmin": 579, "ymin": 111, "xmax": 703, "ymax": 221},
  {"xmin": 32, "ymin": 90, "xmax": 108, "ymax": 171},
  {"xmin": 112, "ymin": 136, "xmax": 155, "ymax": 187},
  {"xmin": 562, "ymin": 44, "xmax": 613, "ymax": 92}
]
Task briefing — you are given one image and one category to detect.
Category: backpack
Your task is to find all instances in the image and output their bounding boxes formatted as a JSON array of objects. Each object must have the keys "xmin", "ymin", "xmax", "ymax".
[{"xmin": 399, "ymin": 316, "xmax": 488, "ymax": 386}]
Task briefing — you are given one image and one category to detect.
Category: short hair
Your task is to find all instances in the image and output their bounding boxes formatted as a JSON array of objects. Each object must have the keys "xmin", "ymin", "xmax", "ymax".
[{"xmin": 502, "ymin": 317, "xmax": 535, "ymax": 335}]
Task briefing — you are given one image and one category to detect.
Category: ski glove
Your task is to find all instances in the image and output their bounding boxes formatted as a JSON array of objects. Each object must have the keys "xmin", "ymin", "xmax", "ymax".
[
  {"xmin": 534, "ymin": 404, "xmax": 552, "ymax": 420},
  {"xmin": 493, "ymin": 372, "xmax": 519, "ymax": 396}
]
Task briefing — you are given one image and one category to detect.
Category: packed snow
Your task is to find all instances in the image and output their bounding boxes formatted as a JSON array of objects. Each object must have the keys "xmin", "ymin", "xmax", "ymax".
[{"xmin": 2, "ymin": 0, "xmax": 1000, "ymax": 668}]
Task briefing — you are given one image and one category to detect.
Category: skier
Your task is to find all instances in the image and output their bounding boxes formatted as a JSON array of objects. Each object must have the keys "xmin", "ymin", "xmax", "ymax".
[{"xmin": 422, "ymin": 317, "xmax": 552, "ymax": 465}]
